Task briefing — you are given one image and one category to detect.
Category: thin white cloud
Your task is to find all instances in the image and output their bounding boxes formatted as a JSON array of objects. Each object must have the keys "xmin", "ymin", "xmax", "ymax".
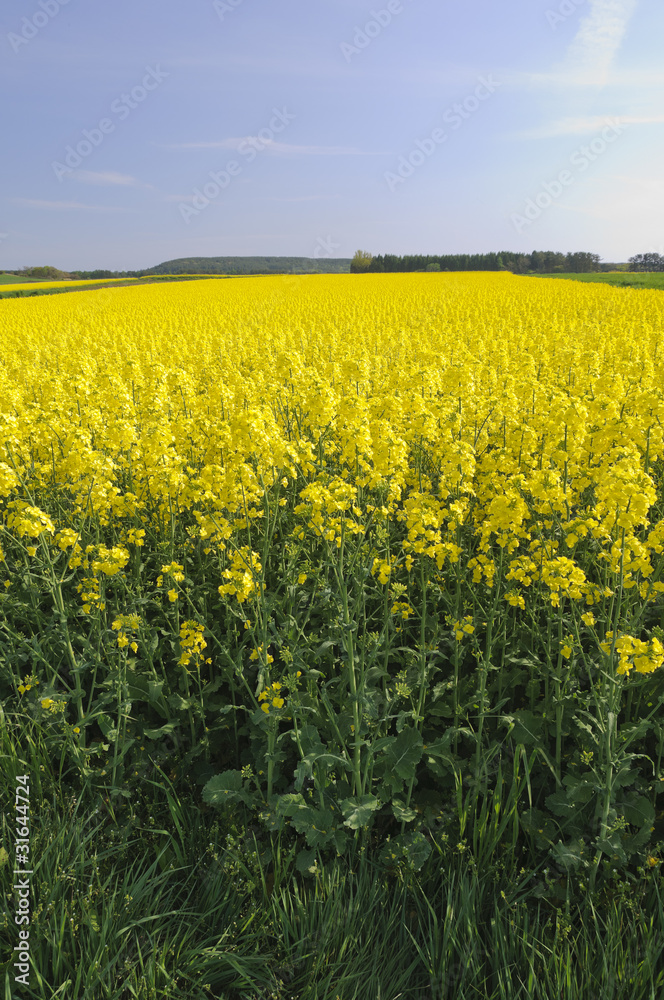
[
  {"xmin": 522, "ymin": 0, "xmax": 639, "ymax": 88},
  {"xmin": 564, "ymin": 0, "xmax": 637, "ymax": 86},
  {"xmin": 13, "ymin": 199, "xmax": 127, "ymax": 212},
  {"xmin": 267, "ymin": 195, "xmax": 336, "ymax": 202},
  {"xmin": 162, "ymin": 193, "xmax": 202, "ymax": 203},
  {"xmin": 68, "ymin": 171, "xmax": 147, "ymax": 187},
  {"xmin": 160, "ymin": 139, "xmax": 389, "ymax": 156},
  {"xmin": 519, "ymin": 113, "xmax": 663, "ymax": 138}
]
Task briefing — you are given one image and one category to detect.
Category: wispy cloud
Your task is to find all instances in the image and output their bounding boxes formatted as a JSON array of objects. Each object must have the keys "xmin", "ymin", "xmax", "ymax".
[
  {"xmin": 13, "ymin": 198, "xmax": 127, "ymax": 212},
  {"xmin": 67, "ymin": 171, "xmax": 147, "ymax": 187},
  {"xmin": 160, "ymin": 139, "xmax": 389, "ymax": 156},
  {"xmin": 563, "ymin": 0, "xmax": 637, "ymax": 86},
  {"xmin": 524, "ymin": 0, "xmax": 639, "ymax": 88},
  {"xmin": 267, "ymin": 195, "xmax": 337, "ymax": 203},
  {"xmin": 518, "ymin": 113, "xmax": 663, "ymax": 138}
]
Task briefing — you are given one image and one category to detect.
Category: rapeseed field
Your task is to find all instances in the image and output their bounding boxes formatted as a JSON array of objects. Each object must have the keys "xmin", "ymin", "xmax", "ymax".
[{"xmin": 2, "ymin": 273, "xmax": 664, "ymax": 997}]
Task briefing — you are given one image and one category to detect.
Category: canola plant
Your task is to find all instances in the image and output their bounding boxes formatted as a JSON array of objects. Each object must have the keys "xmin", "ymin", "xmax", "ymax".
[{"xmin": 1, "ymin": 273, "xmax": 663, "ymax": 675}]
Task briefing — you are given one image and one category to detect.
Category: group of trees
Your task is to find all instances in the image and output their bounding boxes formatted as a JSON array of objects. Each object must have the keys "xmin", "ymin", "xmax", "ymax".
[
  {"xmin": 9, "ymin": 251, "xmax": 662, "ymax": 282},
  {"xmin": 1, "ymin": 266, "xmax": 137, "ymax": 280},
  {"xmin": 8, "ymin": 265, "xmax": 71, "ymax": 279},
  {"xmin": 628, "ymin": 253, "xmax": 664, "ymax": 272},
  {"xmin": 144, "ymin": 256, "xmax": 352, "ymax": 276},
  {"xmin": 351, "ymin": 251, "xmax": 605, "ymax": 274}
]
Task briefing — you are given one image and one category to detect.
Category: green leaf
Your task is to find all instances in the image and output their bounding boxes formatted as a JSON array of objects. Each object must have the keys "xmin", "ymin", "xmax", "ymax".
[
  {"xmin": 595, "ymin": 832, "xmax": 627, "ymax": 864},
  {"xmin": 96, "ymin": 713, "xmax": 118, "ymax": 742},
  {"xmin": 545, "ymin": 774, "xmax": 596, "ymax": 817},
  {"xmin": 168, "ymin": 693, "xmax": 197, "ymax": 712},
  {"xmin": 551, "ymin": 839, "xmax": 589, "ymax": 871},
  {"xmin": 622, "ymin": 794, "xmax": 655, "ymax": 830},
  {"xmin": 612, "ymin": 764, "xmax": 639, "ymax": 789},
  {"xmin": 290, "ymin": 806, "xmax": 336, "ymax": 847},
  {"xmin": 383, "ymin": 726, "xmax": 423, "ymax": 780},
  {"xmin": 202, "ymin": 770, "xmax": 252, "ymax": 807},
  {"xmin": 380, "ymin": 831, "xmax": 431, "ymax": 871},
  {"xmin": 392, "ymin": 799, "xmax": 417, "ymax": 823},
  {"xmin": 143, "ymin": 721, "xmax": 180, "ymax": 739},
  {"xmin": 500, "ymin": 710, "xmax": 543, "ymax": 746},
  {"xmin": 294, "ymin": 752, "xmax": 351, "ymax": 791},
  {"xmin": 296, "ymin": 849, "xmax": 318, "ymax": 875},
  {"xmin": 275, "ymin": 792, "xmax": 306, "ymax": 817},
  {"xmin": 339, "ymin": 794, "xmax": 381, "ymax": 829}
]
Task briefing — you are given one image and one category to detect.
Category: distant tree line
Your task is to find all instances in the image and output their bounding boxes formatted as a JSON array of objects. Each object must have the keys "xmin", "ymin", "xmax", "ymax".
[
  {"xmin": 70, "ymin": 269, "xmax": 139, "ymax": 279},
  {"xmin": 3, "ymin": 258, "xmax": 353, "ymax": 281},
  {"xmin": 628, "ymin": 253, "xmax": 664, "ymax": 272},
  {"xmin": 143, "ymin": 256, "xmax": 352, "ymax": 276},
  {"xmin": 351, "ymin": 251, "xmax": 606, "ymax": 274},
  {"xmin": 2, "ymin": 266, "xmax": 140, "ymax": 279}
]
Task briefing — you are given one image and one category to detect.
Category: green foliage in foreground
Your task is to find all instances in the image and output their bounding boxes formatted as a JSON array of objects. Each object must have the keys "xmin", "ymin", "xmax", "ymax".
[
  {"xmin": 533, "ymin": 273, "xmax": 664, "ymax": 290},
  {"xmin": 2, "ymin": 709, "xmax": 664, "ymax": 999}
]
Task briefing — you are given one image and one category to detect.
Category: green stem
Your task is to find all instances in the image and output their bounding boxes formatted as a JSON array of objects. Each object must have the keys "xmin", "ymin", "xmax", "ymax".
[
  {"xmin": 336, "ymin": 521, "xmax": 362, "ymax": 798},
  {"xmin": 402, "ymin": 558, "xmax": 429, "ymax": 825}
]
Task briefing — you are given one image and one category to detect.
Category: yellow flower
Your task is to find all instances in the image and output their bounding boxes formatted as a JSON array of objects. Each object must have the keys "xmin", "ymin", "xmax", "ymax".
[{"xmin": 167, "ymin": 589, "xmax": 178, "ymax": 602}]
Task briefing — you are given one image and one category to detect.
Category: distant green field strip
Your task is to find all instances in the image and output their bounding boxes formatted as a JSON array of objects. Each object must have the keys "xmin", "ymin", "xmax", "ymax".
[
  {"xmin": 533, "ymin": 272, "xmax": 664, "ymax": 290},
  {"xmin": 0, "ymin": 273, "xmax": 47, "ymax": 284},
  {"xmin": 0, "ymin": 274, "xmax": 231, "ymax": 299}
]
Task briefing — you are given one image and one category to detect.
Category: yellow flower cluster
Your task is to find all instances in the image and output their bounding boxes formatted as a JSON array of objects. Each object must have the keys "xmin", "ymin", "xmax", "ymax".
[
  {"xmin": 178, "ymin": 620, "xmax": 208, "ymax": 670},
  {"xmin": 452, "ymin": 616, "xmax": 475, "ymax": 642},
  {"xmin": 218, "ymin": 547, "xmax": 262, "ymax": 603},
  {"xmin": 0, "ymin": 273, "xmax": 663, "ymax": 678},
  {"xmin": 17, "ymin": 675, "xmax": 38, "ymax": 695},
  {"xmin": 294, "ymin": 477, "xmax": 365, "ymax": 547},
  {"xmin": 600, "ymin": 632, "xmax": 664, "ymax": 675},
  {"xmin": 258, "ymin": 681, "xmax": 285, "ymax": 714},
  {"xmin": 112, "ymin": 613, "xmax": 142, "ymax": 653},
  {"xmin": 91, "ymin": 545, "xmax": 130, "ymax": 576},
  {"xmin": 6, "ymin": 503, "xmax": 55, "ymax": 539},
  {"xmin": 40, "ymin": 697, "xmax": 67, "ymax": 715}
]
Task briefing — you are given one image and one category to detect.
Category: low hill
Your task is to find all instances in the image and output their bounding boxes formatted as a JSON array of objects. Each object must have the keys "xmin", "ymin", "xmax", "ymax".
[{"xmin": 143, "ymin": 256, "xmax": 351, "ymax": 276}]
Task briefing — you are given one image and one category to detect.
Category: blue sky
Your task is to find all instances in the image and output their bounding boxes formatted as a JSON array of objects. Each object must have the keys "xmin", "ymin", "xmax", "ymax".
[{"xmin": 1, "ymin": 0, "xmax": 662, "ymax": 270}]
